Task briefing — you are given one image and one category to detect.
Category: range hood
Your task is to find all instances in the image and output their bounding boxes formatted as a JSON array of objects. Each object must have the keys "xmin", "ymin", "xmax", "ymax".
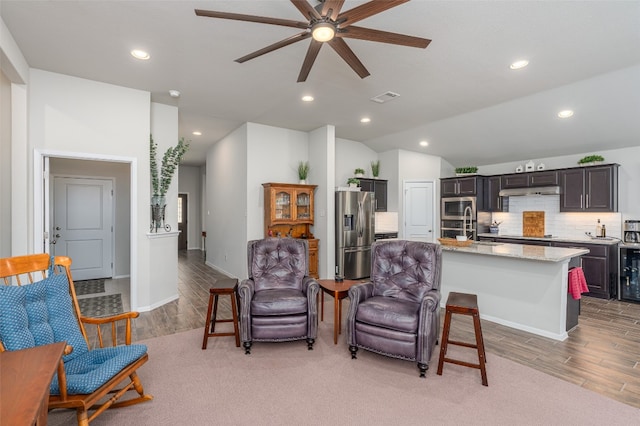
[{"xmin": 499, "ymin": 186, "xmax": 561, "ymax": 197}]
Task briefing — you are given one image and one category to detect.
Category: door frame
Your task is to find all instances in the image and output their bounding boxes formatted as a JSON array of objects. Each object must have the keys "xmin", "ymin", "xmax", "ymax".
[
  {"xmin": 402, "ymin": 179, "xmax": 437, "ymax": 242},
  {"xmin": 178, "ymin": 192, "xmax": 188, "ymax": 250},
  {"xmin": 34, "ymin": 149, "xmax": 138, "ymax": 309}
]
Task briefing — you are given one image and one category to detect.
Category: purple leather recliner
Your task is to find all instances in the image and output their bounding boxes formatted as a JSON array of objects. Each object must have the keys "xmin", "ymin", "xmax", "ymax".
[
  {"xmin": 238, "ymin": 238, "xmax": 319, "ymax": 354},
  {"xmin": 346, "ymin": 240, "xmax": 442, "ymax": 377}
]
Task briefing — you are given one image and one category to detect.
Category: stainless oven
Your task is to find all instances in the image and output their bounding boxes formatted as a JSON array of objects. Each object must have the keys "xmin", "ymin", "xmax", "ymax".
[{"xmin": 441, "ymin": 197, "xmax": 476, "ymax": 220}]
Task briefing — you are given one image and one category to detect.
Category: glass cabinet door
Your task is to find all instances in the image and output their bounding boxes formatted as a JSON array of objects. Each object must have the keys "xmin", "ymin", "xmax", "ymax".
[
  {"xmin": 275, "ymin": 191, "xmax": 291, "ymax": 220},
  {"xmin": 296, "ymin": 190, "xmax": 311, "ymax": 220}
]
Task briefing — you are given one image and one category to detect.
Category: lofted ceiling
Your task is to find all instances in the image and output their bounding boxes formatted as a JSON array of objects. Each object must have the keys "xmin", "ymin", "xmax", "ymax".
[{"xmin": 1, "ymin": 1, "xmax": 639, "ymax": 167}]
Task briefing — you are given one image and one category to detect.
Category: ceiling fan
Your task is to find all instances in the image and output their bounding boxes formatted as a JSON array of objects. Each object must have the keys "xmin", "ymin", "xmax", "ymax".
[{"xmin": 195, "ymin": 0, "xmax": 431, "ymax": 82}]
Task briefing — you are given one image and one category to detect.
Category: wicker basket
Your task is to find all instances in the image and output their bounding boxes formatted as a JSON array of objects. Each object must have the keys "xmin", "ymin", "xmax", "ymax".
[{"xmin": 438, "ymin": 237, "xmax": 473, "ymax": 247}]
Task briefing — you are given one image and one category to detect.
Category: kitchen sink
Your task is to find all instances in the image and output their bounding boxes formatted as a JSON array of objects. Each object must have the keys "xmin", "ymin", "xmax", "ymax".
[{"xmin": 473, "ymin": 241, "xmax": 503, "ymax": 246}]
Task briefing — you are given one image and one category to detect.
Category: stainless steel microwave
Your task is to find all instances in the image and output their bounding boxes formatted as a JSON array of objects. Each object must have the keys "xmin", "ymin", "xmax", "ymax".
[{"xmin": 441, "ymin": 197, "xmax": 476, "ymax": 220}]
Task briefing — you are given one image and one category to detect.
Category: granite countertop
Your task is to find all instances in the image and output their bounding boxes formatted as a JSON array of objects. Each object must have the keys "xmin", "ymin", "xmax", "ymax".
[
  {"xmin": 440, "ymin": 241, "xmax": 589, "ymax": 262},
  {"xmin": 477, "ymin": 233, "xmax": 620, "ymax": 246}
]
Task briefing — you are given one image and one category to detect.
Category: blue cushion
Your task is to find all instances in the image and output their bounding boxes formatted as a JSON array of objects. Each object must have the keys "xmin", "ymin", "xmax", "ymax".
[
  {"xmin": 50, "ymin": 344, "xmax": 148, "ymax": 394},
  {"xmin": 0, "ymin": 270, "xmax": 88, "ymax": 361}
]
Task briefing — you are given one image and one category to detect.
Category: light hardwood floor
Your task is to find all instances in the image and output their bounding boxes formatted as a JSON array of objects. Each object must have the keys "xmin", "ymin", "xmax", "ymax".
[{"xmin": 126, "ymin": 249, "xmax": 640, "ymax": 409}]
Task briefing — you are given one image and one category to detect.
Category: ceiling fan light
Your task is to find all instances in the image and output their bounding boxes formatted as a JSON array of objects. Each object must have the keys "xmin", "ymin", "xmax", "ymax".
[{"xmin": 312, "ymin": 22, "xmax": 335, "ymax": 42}]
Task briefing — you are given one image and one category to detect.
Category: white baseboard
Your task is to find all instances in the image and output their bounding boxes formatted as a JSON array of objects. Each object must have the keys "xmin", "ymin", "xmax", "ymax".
[{"xmin": 136, "ymin": 293, "xmax": 179, "ymax": 312}]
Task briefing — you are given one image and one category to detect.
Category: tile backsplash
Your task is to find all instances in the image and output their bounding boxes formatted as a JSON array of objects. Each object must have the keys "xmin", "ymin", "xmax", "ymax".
[
  {"xmin": 491, "ymin": 195, "xmax": 622, "ymax": 239},
  {"xmin": 375, "ymin": 212, "xmax": 398, "ymax": 233}
]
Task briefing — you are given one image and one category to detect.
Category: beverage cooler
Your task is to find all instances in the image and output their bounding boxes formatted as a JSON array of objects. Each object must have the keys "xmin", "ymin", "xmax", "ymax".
[{"xmin": 620, "ymin": 246, "xmax": 640, "ymax": 302}]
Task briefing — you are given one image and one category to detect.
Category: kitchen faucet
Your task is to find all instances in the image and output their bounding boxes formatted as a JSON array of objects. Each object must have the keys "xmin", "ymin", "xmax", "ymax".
[{"xmin": 463, "ymin": 206, "xmax": 473, "ymax": 239}]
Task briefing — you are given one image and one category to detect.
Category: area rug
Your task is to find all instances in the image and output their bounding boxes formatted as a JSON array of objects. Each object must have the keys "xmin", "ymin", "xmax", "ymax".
[
  {"xmin": 47, "ymin": 316, "xmax": 639, "ymax": 425},
  {"xmin": 73, "ymin": 278, "xmax": 105, "ymax": 296},
  {"xmin": 77, "ymin": 294, "xmax": 123, "ymax": 317}
]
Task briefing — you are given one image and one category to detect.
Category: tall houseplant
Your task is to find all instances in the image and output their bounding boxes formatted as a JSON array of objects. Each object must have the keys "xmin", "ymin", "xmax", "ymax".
[{"xmin": 150, "ymin": 135, "xmax": 189, "ymax": 231}]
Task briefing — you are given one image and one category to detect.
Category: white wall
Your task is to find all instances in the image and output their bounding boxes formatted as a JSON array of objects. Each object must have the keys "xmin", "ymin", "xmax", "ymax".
[
  {"xmin": 27, "ymin": 69, "xmax": 170, "ymax": 311},
  {"xmin": 0, "ymin": 71, "xmax": 11, "ymax": 257},
  {"xmin": 178, "ymin": 165, "xmax": 203, "ymax": 250},
  {"xmin": 206, "ymin": 124, "xmax": 248, "ymax": 279},
  {"xmin": 335, "ymin": 138, "xmax": 378, "ymax": 187},
  {"xmin": 309, "ymin": 126, "xmax": 335, "ymax": 278}
]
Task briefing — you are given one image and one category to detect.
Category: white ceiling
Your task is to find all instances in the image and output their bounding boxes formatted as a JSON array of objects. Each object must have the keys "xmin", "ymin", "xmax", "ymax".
[{"xmin": 2, "ymin": 0, "xmax": 639, "ymax": 167}]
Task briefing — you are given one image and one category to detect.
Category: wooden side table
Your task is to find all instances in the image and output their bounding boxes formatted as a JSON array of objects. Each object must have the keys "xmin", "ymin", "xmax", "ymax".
[
  {"xmin": 317, "ymin": 279, "xmax": 363, "ymax": 344},
  {"xmin": 1, "ymin": 341, "xmax": 66, "ymax": 426}
]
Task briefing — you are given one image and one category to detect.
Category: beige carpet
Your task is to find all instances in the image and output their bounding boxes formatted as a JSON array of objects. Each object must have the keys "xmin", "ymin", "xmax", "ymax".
[{"xmin": 48, "ymin": 315, "xmax": 639, "ymax": 425}]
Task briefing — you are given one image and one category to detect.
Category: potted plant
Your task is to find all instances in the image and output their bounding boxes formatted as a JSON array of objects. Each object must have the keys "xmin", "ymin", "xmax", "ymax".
[
  {"xmin": 298, "ymin": 161, "xmax": 310, "ymax": 184},
  {"xmin": 371, "ymin": 160, "xmax": 380, "ymax": 178},
  {"xmin": 347, "ymin": 177, "xmax": 360, "ymax": 187},
  {"xmin": 354, "ymin": 168, "xmax": 365, "ymax": 178},
  {"xmin": 150, "ymin": 135, "xmax": 189, "ymax": 231},
  {"xmin": 455, "ymin": 166, "xmax": 478, "ymax": 176},
  {"xmin": 578, "ymin": 155, "xmax": 604, "ymax": 166}
]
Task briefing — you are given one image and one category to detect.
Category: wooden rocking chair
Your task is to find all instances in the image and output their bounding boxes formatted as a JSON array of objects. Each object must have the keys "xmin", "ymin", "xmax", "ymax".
[{"xmin": 0, "ymin": 254, "xmax": 152, "ymax": 425}]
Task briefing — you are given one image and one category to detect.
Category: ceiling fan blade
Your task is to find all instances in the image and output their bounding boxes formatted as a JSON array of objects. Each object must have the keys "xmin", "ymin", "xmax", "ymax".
[
  {"xmin": 339, "ymin": 25, "xmax": 431, "ymax": 49},
  {"xmin": 321, "ymin": 0, "xmax": 346, "ymax": 20},
  {"xmin": 297, "ymin": 40, "xmax": 323, "ymax": 83},
  {"xmin": 195, "ymin": 9, "xmax": 309, "ymax": 30},
  {"xmin": 327, "ymin": 38, "xmax": 370, "ymax": 79},
  {"xmin": 337, "ymin": 0, "xmax": 409, "ymax": 27},
  {"xmin": 290, "ymin": 0, "xmax": 321, "ymax": 21},
  {"xmin": 236, "ymin": 32, "xmax": 311, "ymax": 63}
]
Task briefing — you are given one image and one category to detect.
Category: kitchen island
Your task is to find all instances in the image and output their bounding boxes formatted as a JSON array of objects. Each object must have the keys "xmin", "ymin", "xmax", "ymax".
[{"xmin": 440, "ymin": 241, "xmax": 588, "ymax": 341}]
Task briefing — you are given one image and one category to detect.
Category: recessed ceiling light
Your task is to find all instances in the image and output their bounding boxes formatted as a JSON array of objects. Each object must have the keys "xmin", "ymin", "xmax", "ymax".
[
  {"xmin": 419, "ymin": 140, "xmax": 429, "ymax": 147},
  {"xmin": 557, "ymin": 110, "xmax": 574, "ymax": 118},
  {"xmin": 192, "ymin": 131, "xmax": 202, "ymax": 136},
  {"xmin": 510, "ymin": 59, "xmax": 529, "ymax": 70},
  {"xmin": 131, "ymin": 49, "xmax": 150, "ymax": 60},
  {"xmin": 169, "ymin": 90, "xmax": 181, "ymax": 98},
  {"xmin": 360, "ymin": 117, "xmax": 371, "ymax": 123},
  {"xmin": 302, "ymin": 95, "xmax": 314, "ymax": 102}
]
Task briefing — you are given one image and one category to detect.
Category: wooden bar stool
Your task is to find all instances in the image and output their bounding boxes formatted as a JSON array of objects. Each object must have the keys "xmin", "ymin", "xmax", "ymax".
[
  {"xmin": 202, "ymin": 278, "xmax": 240, "ymax": 349},
  {"xmin": 437, "ymin": 292, "xmax": 488, "ymax": 386}
]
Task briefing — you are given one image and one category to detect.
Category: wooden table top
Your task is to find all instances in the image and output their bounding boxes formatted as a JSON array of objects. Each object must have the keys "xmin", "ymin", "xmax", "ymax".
[
  {"xmin": 1, "ymin": 342, "xmax": 66, "ymax": 426},
  {"xmin": 317, "ymin": 278, "xmax": 367, "ymax": 292}
]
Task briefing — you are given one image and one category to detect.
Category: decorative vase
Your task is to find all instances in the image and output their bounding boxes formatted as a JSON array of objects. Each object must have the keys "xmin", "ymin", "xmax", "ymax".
[
  {"xmin": 355, "ymin": 173, "xmax": 364, "ymax": 178},
  {"xmin": 150, "ymin": 196, "xmax": 170, "ymax": 232},
  {"xmin": 299, "ymin": 179, "xmax": 307, "ymax": 184}
]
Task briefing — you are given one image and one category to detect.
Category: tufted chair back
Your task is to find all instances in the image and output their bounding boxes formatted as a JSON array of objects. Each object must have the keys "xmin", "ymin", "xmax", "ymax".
[
  {"xmin": 248, "ymin": 238, "xmax": 308, "ymax": 292},
  {"xmin": 370, "ymin": 240, "xmax": 441, "ymax": 303}
]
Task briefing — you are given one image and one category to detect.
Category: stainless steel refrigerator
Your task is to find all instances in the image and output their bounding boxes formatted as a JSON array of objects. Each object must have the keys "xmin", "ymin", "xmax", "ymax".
[{"xmin": 335, "ymin": 191, "xmax": 375, "ymax": 279}]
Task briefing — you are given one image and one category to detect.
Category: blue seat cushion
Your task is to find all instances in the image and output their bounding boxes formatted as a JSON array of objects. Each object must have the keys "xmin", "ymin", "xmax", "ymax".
[
  {"xmin": 356, "ymin": 296, "xmax": 421, "ymax": 333},
  {"xmin": 0, "ymin": 271, "xmax": 88, "ymax": 361},
  {"xmin": 50, "ymin": 344, "xmax": 148, "ymax": 395}
]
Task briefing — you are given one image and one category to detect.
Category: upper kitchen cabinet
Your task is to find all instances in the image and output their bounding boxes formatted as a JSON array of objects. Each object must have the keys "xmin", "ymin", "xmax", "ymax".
[
  {"xmin": 501, "ymin": 171, "xmax": 558, "ymax": 189},
  {"xmin": 560, "ymin": 164, "xmax": 619, "ymax": 212},
  {"xmin": 359, "ymin": 178, "xmax": 387, "ymax": 211},
  {"xmin": 441, "ymin": 176, "xmax": 482, "ymax": 197},
  {"xmin": 485, "ymin": 176, "xmax": 508, "ymax": 212}
]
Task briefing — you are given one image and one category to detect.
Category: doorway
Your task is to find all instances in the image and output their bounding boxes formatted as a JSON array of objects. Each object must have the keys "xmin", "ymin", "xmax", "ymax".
[
  {"xmin": 403, "ymin": 180, "xmax": 436, "ymax": 242},
  {"xmin": 178, "ymin": 193, "xmax": 188, "ymax": 250},
  {"xmin": 52, "ymin": 176, "xmax": 113, "ymax": 280}
]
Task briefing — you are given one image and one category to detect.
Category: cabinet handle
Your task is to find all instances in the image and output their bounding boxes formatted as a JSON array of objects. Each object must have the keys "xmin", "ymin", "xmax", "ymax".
[
  {"xmin": 580, "ymin": 194, "xmax": 583, "ymax": 208},
  {"xmin": 498, "ymin": 197, "xmax": 501, "ymax": 210},
  {"xmin": 586, "ymin": 194, "xmax": 589, "ymax": 209}
]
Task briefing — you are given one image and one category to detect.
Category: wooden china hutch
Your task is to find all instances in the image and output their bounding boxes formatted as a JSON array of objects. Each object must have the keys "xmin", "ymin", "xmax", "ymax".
[{"xmin": 262, "ymin": 183, "xmax": 319, "ymax": 278}]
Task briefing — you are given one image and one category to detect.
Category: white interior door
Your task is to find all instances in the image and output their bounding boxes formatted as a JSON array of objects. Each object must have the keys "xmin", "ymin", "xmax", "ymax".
[
  {"xmin": 403, "ymin": 181, "xmax": 435, "ymax": 242},
  {"xmin": 53, "ymin": 177, "xmax": 113, "ymax": 280}
]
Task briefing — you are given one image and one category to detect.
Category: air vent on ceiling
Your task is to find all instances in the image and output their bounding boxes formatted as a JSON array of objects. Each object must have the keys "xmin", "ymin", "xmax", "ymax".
[{"xmin": 370, "ymin": 91, "xmax": 400, "ymax": 104}]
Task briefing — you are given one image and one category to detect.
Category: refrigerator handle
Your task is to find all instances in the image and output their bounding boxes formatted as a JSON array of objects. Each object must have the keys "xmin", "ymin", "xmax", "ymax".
[{"xmin": 357, "ymin": 199, "xmax": 364, "ymax": 237}]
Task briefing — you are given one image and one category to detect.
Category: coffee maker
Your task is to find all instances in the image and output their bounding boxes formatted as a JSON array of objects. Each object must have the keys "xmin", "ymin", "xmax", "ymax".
[{"xmin": 624, "ymin": 220, "xmax": 640, "ymax": 244}]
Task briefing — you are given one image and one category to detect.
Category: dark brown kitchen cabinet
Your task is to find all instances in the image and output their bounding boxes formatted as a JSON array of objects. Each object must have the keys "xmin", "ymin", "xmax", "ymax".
[
  {"xmin": 441, "ymin": 176, "xmax": 482, "ymax": 196},
  {"xmin": 560, "ymin": 165, "xmax": 618, "ymax": 212},
  {"xmin": 485, "ymin": 176, "xmax": 507, "ymax": 212},
  {"xmin": 553, "ymin": 242, "xmax": 616, "ymax": 299},
  {"xmin": 501, "ymin": 171, "xmax": 558, "ymax": 189},
  {"xmin": 359, "ymin": 178, "xmax": 387, "ymax": 211}
]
